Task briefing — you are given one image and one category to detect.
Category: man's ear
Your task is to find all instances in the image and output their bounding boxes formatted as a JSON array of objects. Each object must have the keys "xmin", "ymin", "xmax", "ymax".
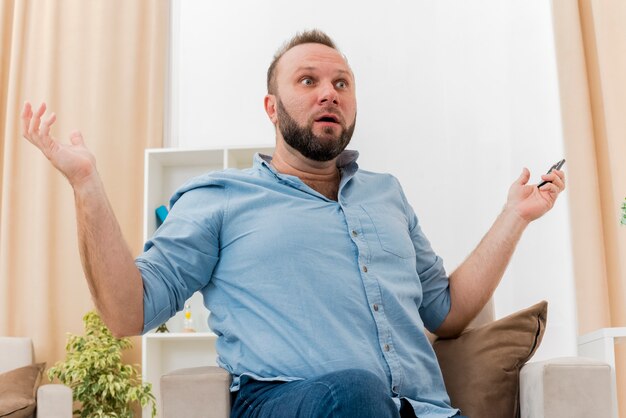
[{"xmin": 264, "ymin": 94, "xmax": 278, "ymax": 124}]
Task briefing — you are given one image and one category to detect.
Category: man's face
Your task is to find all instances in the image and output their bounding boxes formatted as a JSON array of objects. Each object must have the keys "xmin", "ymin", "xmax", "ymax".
[{"xmin": 266, "ymin": 43, "xmax": 357, "ymax": 162}]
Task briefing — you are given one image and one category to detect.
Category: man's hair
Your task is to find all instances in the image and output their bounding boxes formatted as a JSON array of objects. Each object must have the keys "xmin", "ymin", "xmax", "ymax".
[{"xmin": 267, "ymin": 29, "xmax": 339, "ymax": 94}]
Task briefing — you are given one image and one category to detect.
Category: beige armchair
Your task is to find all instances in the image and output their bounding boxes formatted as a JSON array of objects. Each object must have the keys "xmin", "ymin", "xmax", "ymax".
[
  {"xmin": 159, "ymin": 302, "xmax": 613, "ymax": 418},
  {"xmin": 0, "ymin": 337, "xmax": 72, "ymax": 418}
]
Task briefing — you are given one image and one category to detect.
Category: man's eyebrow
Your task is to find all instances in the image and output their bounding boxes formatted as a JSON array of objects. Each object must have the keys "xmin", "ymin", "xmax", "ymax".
[{"xmin": 294, "ymin": 66, "xmax": 353, "ymax": 77}]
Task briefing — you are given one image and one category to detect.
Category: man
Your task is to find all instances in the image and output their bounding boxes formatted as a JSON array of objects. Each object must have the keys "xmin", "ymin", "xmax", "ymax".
[{"xmin": 22, "ymin": 30, "xmax": 565, "ymax": 418}]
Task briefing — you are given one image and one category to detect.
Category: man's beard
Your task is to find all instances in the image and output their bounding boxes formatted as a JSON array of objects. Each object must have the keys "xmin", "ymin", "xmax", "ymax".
[{"xmin": 276, "ymin": 99, "xmax": 356, "ymax": 162}]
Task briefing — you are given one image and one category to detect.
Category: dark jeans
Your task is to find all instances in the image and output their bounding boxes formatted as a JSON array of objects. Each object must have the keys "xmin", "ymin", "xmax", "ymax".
[{"xmin": 230, "ymin": 368, "xmax": 467, "ymax": 418}]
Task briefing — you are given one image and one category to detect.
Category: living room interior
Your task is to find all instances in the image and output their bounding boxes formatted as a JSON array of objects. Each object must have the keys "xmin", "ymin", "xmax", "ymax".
[{"xmin": 0, "ymin": 1, "xmax": 625, "ymax": 417}]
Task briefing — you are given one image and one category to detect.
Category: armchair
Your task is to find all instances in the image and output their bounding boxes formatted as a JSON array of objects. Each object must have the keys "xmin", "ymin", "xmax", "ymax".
[
  {"xmin": 159, "ymin": 301, "xmax": 613, "ymax": 418},
  {"xmin": 0, "ymin": 337, "xmax": 72, "ymax": 418}
]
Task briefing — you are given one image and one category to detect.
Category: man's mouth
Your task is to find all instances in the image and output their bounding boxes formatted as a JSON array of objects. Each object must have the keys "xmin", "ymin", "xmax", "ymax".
[{"xmin": 314, "ymin": 114, "xmax": 340, "ymax": 124}]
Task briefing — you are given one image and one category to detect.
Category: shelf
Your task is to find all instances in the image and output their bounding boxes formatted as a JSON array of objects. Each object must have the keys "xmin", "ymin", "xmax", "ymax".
[
  {"xmin": 141, "ymin": 145, "xmax": 273, "ymax": 417},
  {"xmin": 226, "ymin": 146, "xmax": 274, "ymax": 169},
  {"xmin": 578, "ymin": 327, "xmax": 626, "ymax": 345}
]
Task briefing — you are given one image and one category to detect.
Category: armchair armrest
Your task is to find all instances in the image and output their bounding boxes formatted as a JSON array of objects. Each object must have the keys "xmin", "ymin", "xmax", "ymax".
[
  {"xmin": 161, "ymin": 366, "xmax": 231, "ymax": 418},
  {"xmin": 36, "ymin": 384, "xmax": 72, "ymax": 418},
  {"xmin": 520, "ymin": 357, "xmax": 613, "ymax": 418}
]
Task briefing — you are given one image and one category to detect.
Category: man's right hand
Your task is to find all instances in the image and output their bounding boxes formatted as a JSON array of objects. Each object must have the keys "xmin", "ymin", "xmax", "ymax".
[
  {"xmin": 20, "ymin": 101, "xmax": 144, "ymax": 337},
  {"xmin": 21, "ymin": 102, "xmax": 97, "ymax": 189}
]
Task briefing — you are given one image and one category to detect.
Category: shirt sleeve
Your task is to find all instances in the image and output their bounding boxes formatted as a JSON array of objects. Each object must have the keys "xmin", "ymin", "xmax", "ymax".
[
  {"xmin": 136, "ymin": 182, "xmax": 227, "ymax": 333},
  {"xmin": 400, "ymin": 187, "xmax": 451, "ymax": 332}
]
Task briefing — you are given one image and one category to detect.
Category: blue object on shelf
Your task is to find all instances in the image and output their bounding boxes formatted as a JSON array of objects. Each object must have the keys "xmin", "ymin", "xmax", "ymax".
[{"xmin": 155, "ymin": 205, "xmax": 169, "ymax": 228}]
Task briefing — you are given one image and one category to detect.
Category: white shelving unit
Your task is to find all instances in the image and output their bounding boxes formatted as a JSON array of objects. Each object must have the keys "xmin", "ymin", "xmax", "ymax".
[{"xmin": 141, "ymin": 145, "xmax": 273, "ymax": 417}]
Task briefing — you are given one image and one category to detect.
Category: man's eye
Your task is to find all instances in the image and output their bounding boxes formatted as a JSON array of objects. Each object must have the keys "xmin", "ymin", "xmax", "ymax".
[
  {"xmin": 335, "ymin": 80, "xmax": 348, "ymax": 89},
  {"xmin": 301, "ymin": 78, "xmax": 314, "ymax": 86}
]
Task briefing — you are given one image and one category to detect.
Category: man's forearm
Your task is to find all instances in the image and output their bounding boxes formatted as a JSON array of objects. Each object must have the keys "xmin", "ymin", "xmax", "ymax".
[
  {"xmin": 74, "ymin": 175, "xmax": 144, "ymax": 337},
  {"xmin": 21, "ymin": 103, "xmax": 146, "ymax": 337},
  {"xmin": 436, "ymin": 208, "xmax": 528, "ymax": 337}
]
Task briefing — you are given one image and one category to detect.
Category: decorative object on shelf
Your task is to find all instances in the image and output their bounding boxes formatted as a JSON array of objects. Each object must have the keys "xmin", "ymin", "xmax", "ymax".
[
  {"xmin": 48, "ymin": 311, "xmax": 157, "ymax": 417},
  {"xmin": 182, "ymin": 303, "xmax": 196, "ymax": 333},
  {"xmin": 621, "ymin": 197, "xmax": 625, "ymax": 226},
  {"xmin": 156, "ymin": 323, "xmax": 169, "ymax": 333},
  {"xmin": 155, "ymin": 205, "xmax": 169, "ymax": 228}
]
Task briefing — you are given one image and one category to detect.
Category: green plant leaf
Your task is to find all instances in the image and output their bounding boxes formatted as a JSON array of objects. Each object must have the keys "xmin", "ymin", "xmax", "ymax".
[{"xmin": 48, "ymin": 310, "xmax": 156, "ymax": 417}]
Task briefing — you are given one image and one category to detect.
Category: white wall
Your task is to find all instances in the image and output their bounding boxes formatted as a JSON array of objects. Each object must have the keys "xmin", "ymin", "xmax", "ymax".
[{"xmin": 167, "ymin": 0, "xmax": 577, "ymax": 360}]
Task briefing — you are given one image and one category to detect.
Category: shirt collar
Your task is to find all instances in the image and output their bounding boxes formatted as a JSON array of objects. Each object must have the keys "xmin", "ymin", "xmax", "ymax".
[{"xmin": 255, "ymin": 149, "xmax": 359, "ymax": 174}]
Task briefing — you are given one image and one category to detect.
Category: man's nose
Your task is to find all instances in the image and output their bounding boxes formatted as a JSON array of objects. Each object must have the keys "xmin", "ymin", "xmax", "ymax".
[{"xmin": 318, "ymin": 82, "xmax": 339, "ymax": 105}]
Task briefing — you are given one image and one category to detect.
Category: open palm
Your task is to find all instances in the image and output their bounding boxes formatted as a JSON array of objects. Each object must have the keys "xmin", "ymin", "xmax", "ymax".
[{"xmin": 21, "ymin": 102, "xmax": 97, "ymax": 187}]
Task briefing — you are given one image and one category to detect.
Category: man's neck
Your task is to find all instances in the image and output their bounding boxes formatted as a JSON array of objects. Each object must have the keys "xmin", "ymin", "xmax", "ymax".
[{"xmin": 271, "ymin": 142, "xmax": 341, "ymax": 201}]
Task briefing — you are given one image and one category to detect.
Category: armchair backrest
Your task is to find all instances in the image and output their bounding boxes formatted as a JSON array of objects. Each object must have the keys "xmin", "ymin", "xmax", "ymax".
[{"xmin": 0, "ymin": 337, "xmax": 34, "ymax": 373}]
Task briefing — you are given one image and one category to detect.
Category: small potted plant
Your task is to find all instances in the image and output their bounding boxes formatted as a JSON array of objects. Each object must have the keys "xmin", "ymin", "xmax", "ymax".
[{"xmin": 48, "ymin": 311, "xmax": 156, "ymax": 417}]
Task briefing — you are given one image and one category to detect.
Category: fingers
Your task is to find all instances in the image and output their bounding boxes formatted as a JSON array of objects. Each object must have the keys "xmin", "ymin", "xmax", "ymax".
[
  {"xmin": 540, "ymin": 169, "xmax": 565, "ymax": 192},
  {"xmin": 21, "ymin": 102, "xmax": 33, "ymax": 140},
  {"xmin": 22, "ymin": 102, "xmax": 59, "ymax": 150},
  {"xmin": 517, "ymin": 167, "xmax": 530, "ymax": 185},
  {"xmin": 28, "ymin": 102, "xmax": 47, "ymax": 137},
  {"xmin": 69, "ymin": 130, "xmax": 84, "ymax": 146},
  {"xmin": 554, "ymin": 169, "xmax": 566, "ymax": 189},
  {"xmin": 538, "ymin": 181, "xmax": 560, "ymax": 195},
  {"xmin": 40, "ymin": 112, "xmax": 57, "ymax": 138},
  {"xmin": 539, "ymin": 183, "xmax": 563, "ymax": 205}
]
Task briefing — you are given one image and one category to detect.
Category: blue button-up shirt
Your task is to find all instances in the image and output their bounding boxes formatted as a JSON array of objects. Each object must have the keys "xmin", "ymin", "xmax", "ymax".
[{"xmin": 137, "ymin": 151, "xmax": 458, "ymax": 417}]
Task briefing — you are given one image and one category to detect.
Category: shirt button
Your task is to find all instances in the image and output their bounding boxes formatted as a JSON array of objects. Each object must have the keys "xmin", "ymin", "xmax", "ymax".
[
  {"xmin": 351, "ymin": 230, "xmax": 358, "ymax": 237},
  {"xmin": 373, "ymin": 304, "xmax": 379, "ymax": 312},
  {"xmin": 362, "ymin": 266, "xmax": 368, "ymax": 273},
  {"xmin": 392, "ymin": 385, "xmax": 398, "ymax": 393},
  {"xmin": 384, "ymin": 344, "xmax": 390, "ymax": 352}
]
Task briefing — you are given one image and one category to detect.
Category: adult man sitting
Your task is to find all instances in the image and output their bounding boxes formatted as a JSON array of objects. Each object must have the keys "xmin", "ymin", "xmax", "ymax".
[{"xmin": 21, "ymin": 30, "xmax": 565, "ymax": 418}]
